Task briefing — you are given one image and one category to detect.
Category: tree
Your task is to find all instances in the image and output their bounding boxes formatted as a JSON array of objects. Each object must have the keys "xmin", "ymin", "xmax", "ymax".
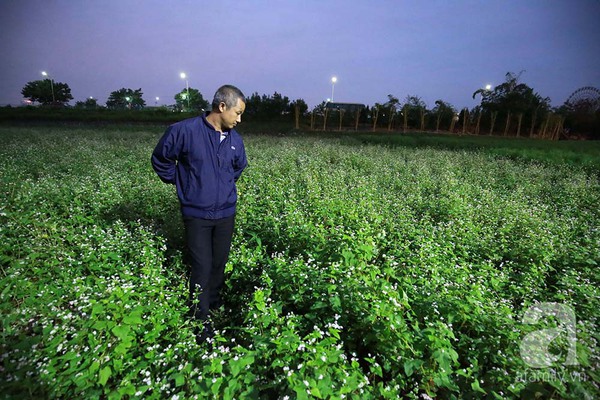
[
  {"xmin": 291, "ymin": 99, "xmax": 308, "ymax": 129},
  {"xmin": 244, "ymin": 92, "xmax": 262, "ymax": 117},
  {"xmin": 372, "ymin": 103, "xmax": 382, "ymax": 131},
  {"xmin": 404, "ymin": 95, "xmax": 427, "ymax": 131},
  {"xmin": 310, "ymin": 101, "xmax": 328, "ymax": 130},
  {"xmin": 473, "ymin": 71, "xmax": 550, "ymax": 137},
  {"xmin": 175, "ymin": 87, "xmax": 209, "ymax": 112},
  {"xmin": 74, "ymin": 98, "xmax": 99, "ymax": 109},
  {"xmin": 460, "ymin": 108, "xmax": 470, "ymax": 134},
  {"xmin": 291, "ymin": 98, "xmax": 308, "ymax": 115},
  {"xmin": 384, "ymin": 95, "xmax": 400, "ymax": 131},
  {"xmin": 244, "ymin": 92, "xmax": 292, "ymax": 120},
  {"xmin": 21, "ymin": 79, "xmax": 73, "ymax": 106},
  {"xmin": 472, "ymin": 105, "xmax": 483, "ymax": 135},
  {"xmin": 106, "ymin": 88, "xmax": 145, "ymax": 109},
  {"xmin": 310, "ymin": 102, "xmax": 325, "ymax": 130},
  {"xmin": 431, "ymin": 99, "xmax": 456, "ymax": 132}
]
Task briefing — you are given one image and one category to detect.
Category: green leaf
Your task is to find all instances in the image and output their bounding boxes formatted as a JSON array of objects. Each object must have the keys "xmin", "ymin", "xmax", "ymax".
[
  {"xmin": 99, "ymin": 366, "xmax": 111, "ymax": 386},
  {"xmin": 118, "ymin": 385, "xmax": 136, "ymax": 396},
  {"xmin": 327, "ymin": 327, "xmax": 340, "ymax": 340},
  {"xmin": 93, "ymin": 320, "xmax": 108, "ymax": 330},
  {"xmin": 91, "ymin": 303, "xmax": 104, "ymax": 316},
  {"xmin": 114, "ymin": 341, "xmax": 132, "ymax": 355},
  {"xmin": 174, "ymin": 373, "xmax": 185, "ymax": 387},
  {"xmin": 433, "ymin": 349, "xmax": 452, "ymax": 371},
  {"xmin": 89, "ymin": 361, "xmax": 100, "ymax": 375},
  {"xmin": 211, "ymin": 377, "xmax": 222, "ymax": 396},
  {"xmin": 230, "ymin": 360, "xmax": 242, "ymax": 377},
  {"xmin": 123, "ymin": 309, "xmax": 143, "ymax": 325},
  {"xmin": 404, "ymin": 359, "xmax": 423, "ymax": 377},
  {"xmin": 294, "ymin": 385, "xmax": 310, "ymax": 400},
  {"xmin": 331, "ymin": 295, "xmax": 341, "ymax": 309},
  {"xmin": 107, "ymin": 389, "xmax": 123, "ymax": 400},
  {"xmin": 471, "ymin": 379, "xmax": 487, "ymax": 394},
  {"xmin": 310, "ymin": 386, "xmax": 323, "ymax": 398},
  {"xmin": 111, "ymin": 325, "xmax": 131, "ymax": 340}
]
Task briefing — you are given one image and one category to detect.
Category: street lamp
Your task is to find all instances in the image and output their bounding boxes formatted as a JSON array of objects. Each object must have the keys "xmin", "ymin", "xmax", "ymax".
[
  {"xmin": 180, "ymin": 72, "xmax": 190, "ymax": 110},
  {"xmin": 331, "ymin": 76, "xmax": 337, "ymax": 102},
  {"xmin": 125, "ymin": 96, "xmax": 131, "ymax": 109},
  {"xmin": 41, "ymin": 71, "xmax": 55, "ymax": 104},
  {"xmin": 155, "ymin": 96, "xmax": 160, "ymax": 106}
]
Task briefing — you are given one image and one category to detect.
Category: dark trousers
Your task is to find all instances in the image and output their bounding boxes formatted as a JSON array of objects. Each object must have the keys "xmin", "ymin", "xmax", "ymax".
[{"xmin": 183, "ymin": 215, "xmax": 235, "ymax": 321}]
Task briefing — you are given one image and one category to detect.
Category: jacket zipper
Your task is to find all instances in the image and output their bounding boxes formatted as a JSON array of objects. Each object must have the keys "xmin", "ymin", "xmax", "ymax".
[{"xmin": 214, "ymin": 133, "xmax": 227, "ymax": 212}]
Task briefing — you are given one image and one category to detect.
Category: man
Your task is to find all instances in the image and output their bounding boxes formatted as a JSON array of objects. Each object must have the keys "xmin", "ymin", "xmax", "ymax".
[{"xmin": 151, "ymin": 84, "xmax": 247, "ymax": 343}]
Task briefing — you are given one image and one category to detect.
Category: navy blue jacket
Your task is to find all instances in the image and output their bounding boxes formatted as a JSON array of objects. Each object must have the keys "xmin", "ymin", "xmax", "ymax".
[{"xmin": 151, "ymin": 115, "xmax": 247, "ymax": 219}]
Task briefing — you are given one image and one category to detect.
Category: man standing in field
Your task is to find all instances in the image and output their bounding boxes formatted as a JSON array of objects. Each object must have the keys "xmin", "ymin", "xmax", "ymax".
[{"xmin": 151, "ymin": 84, "xmax": 247, "ymax": 344}]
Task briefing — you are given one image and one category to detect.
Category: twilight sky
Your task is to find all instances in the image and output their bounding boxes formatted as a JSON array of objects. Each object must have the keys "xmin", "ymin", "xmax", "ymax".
[{"xmin": 1, "ymin": 0, "xmax": 599, "ymax": 109}]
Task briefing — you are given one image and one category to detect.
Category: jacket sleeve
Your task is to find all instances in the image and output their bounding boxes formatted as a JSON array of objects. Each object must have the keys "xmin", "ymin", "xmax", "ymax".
[
  {"xmin": 233, "ymin": 140, "xmax": 247, "ymax": 182},
  {"xmin": 151, "ymin": 125, "xmax": 180, "ymax": 184}
]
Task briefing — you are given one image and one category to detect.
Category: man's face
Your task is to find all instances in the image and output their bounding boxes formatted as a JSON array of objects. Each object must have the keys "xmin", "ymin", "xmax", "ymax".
[{"xmin": 220, "ymin": 98, "xmax": 245, "ymax": 130}]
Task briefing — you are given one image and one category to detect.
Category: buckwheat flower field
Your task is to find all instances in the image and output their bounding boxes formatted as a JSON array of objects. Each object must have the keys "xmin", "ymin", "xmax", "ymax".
[{"xmin": 1, "ymin": 125, "xmax": 598, "ymax": 399}]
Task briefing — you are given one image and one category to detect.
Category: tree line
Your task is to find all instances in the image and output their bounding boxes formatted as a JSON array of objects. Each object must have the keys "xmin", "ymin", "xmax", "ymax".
[
  {"xmin": 20, "ymin": 80, "xmax": 209, "ymax": 112},
  {"xmin": 19, "ymin": 72, "xmax": 599, "ymax": 139},
  {"xmin": 312, "ymin": 72, "xmax": 598, "ymax": 139}
]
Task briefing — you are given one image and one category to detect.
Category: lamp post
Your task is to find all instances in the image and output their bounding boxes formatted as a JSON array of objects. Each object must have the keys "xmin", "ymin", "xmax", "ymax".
[
  {"xmin": 125, "ymin": 96, "xmax": 131, "ymax": 109},
  {"xmin": 331, "ymin": 76, "xmax": 337, "ymax": 102},
  {"xmin": 180, "ymin": 72, "xmax": 190, "ymax": 110},
  {"xmin": 41, "ymin": 71, "xmax": 55, "ymax": 104},
  {"xmin": 155, "ymin": 96, "xmax": 160, "ymax": 106}
]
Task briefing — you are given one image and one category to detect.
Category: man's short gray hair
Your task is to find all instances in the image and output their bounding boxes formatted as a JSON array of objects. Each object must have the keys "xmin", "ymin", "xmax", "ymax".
[{"xmin": 212, "ymin": 85, "xmax": 245, "ymax": 110}]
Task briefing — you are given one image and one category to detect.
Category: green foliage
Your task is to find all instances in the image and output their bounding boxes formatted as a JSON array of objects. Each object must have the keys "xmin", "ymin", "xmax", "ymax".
[
  {"xmin": 21, "ymin": 79, "xmax": 74, "ymax": 106},
  {"xmin": 106, "ymin": 88, "xmax": 146, "ymax": 110},
  {"xmin": 473, "ymin": 71, "xmax": 551, "ymax": 135},
  {"xmin": 291, "ymin": 99, "xmax": 309, "ymax": 115},
  {"xmin": 474, "ymin": 71, "xmax": 549, "ymax": 113},
  {"xmin": 174, "ymin": 87, "xmax": 209, "ymax": 112},
  {"xmin": 74, "ymin": 98, "xmax": 99, "ymax": 109},
  {"xmin": 244, "ymin": 92, "xmax": 293, "ymax": 120},
  {"xmin": 403, "ymin": 95, "xmax": 428, "ymax": 128},
  {"xmin": 432, "ymin": 99, "xmax": 457, "ymax": 131},
  {"xmin": 0, "ymin": 126, "xmax": 598, "ymax": 399}
]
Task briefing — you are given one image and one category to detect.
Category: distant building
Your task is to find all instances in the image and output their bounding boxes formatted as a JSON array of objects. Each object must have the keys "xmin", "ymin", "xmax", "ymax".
[
  {"xmin": 320, "ymin": 102, "xmax": 366, "ymax": 131},
  {"xmin": 325, "ymin": 102, "xmax": 365, "ymax": 112}
]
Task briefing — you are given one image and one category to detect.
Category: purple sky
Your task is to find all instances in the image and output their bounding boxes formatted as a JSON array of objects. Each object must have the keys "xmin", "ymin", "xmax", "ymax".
[{"xmin": 1, "ymin": 0, "xmax": 599, "ymax": 110}]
